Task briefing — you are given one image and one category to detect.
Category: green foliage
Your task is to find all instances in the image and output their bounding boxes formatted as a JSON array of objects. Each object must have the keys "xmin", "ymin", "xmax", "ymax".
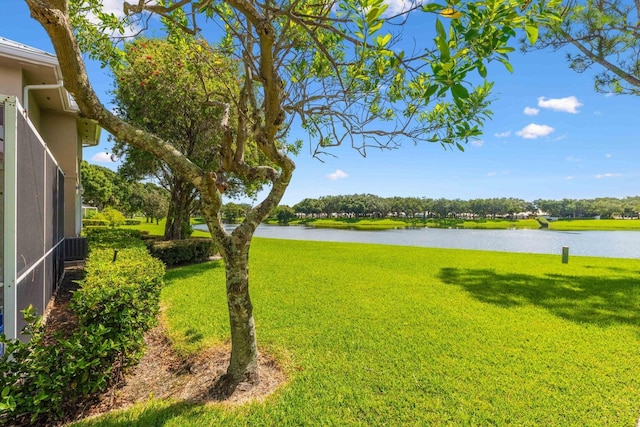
[
  {"xmin": 532, "ymin": 0, "xmax": 640, "ymax": 96},
  {"xmin": 85, "ymin": 227, "xmax": 145, "ymax": 251},
  {"xmin": 121, "ymin": 217, "xmax": 212, "ymax": 239},
  {"xmin": 80, "ymin": 161, "xmax": 132, "ymax": 212},
  {"xmin": 70, "ymin": 0, "xmax": 562, "ymax": 157},
  {"xmin": 293, "ymin": 194, "xmax": 640, "ymax": 220},
  {"xmin": 221, "ymin": 202, "xmax": 250, "ymax": 223},
  {"xmin": 0, "ymin": 306, "xmax": 120, "ymax": 425},
  {"xmin": 82, "ymin": 218, "xmax": 110, "ymax": 228},
  {"xmin": 101, "ymin": 207, "xmax": 126, "ymax": 227},
  {"xmin": 274, "ymin": 205, "xmax": 296, "ymax": 225},
  {"xmin": 0, "ymin": 231, "xmax": 164, "ymax": 425},
  {"xmin": 125, "ymin": 219, "xmax": 142, "ymax": 225},
  {"xmin": 141, "ymin": 183, "xmax": 169, "ymax": 224},
  {"xmin": 111, "ymin": 37, "xmax": 264, "ymax": 239},
  {"xmin": 73, "ymin": 246, "xmax": 165, "ymax": 347},
  {"xmin": 147, "ymin": 238, "xmax": 217, "ymax": 267},
  {"xmin": 86, "ymin": 239, "xmax": 640, "ymax": 425}
]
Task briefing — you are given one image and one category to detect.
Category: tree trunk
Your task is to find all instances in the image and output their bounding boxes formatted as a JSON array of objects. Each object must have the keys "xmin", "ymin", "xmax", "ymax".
[
  {"xmin": 222, "ymin": 240, "xmax": 259, "ymax": 384},
  {"xmin": 164, "ymin": 179, "xmax": 193, "ymax": 240}
]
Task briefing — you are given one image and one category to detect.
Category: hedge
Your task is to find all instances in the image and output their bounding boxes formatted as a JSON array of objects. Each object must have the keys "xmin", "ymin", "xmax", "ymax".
[
  {"xmin": 0, "ymin": 230, "xmax": 164, "ymax": 425},
  {"xmin": 82, "ymin": 218, "xmax": 109, "ymax": 228},
  {"xmin": 147, "ymin": 238, "xmax": 217, "ymax": 267}
]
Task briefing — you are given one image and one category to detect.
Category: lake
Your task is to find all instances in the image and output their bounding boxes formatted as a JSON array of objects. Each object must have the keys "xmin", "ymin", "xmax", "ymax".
[{"xmin": 193, "ymin": 224, "xmax": 640, "ymax": 259}]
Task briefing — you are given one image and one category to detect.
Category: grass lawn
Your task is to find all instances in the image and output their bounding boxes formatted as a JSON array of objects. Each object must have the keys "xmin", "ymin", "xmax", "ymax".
[
  {"xmin": 121, "ymin": 217, "xmax": 211, "ymax": 238},
  {"xmin": 549, "ymin": 219, "xmax": 640, "ymax": 231},
  {"xmin": 74, "ymin": 239, "xmax": 640, "ymax": 426}
]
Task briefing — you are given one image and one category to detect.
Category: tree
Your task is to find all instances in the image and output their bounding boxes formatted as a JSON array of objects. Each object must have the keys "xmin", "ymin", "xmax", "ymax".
[
  {"xmin": 101, "ymin": 206, "xmax": 126, "ymax": 227},
  {"xmin": 141, "ymin": 183, "xmax": 170, "ymax": 224},
  {"xmin": 112, "ymin": 37, "xmax": 253, "ymax": 240},
  {"xmin": 80, "ymin": 160, "xmax": 133, "ymax": 211},
  {"xmin": 80, "ymin": 160, "xmax": 114, "ymax": 209},
  {"xmin": 529, "ymin": 0, "xmax": 640, "ymax": 95},
  {"xmin": 26, "ymin": 0, "xmax": 559, "ymax": 391},
  {"xmin": 274, "ymin": 205, "xmax": 296, "ymax": 224},
  {"xmin": 221, "ymin": 202, "xmax": 249, "ymax": 223}
]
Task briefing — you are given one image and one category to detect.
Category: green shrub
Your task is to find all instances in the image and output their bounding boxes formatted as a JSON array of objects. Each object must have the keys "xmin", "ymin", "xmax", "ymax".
[
  {"xmin": 75, "ymin": 247, "xmax": 164, "ymax": 334},
  {"xmin": 82, "ymin": 218, "xmax": 110, "ymax": 228},
  {"xmin": 85, "ymin": 227, "xmax": 144, "ymax": 251},
  {"xmin": 147, "ymin": 238, "xmax": 216, "ymax": 267},
  {"xmin": 0, "ymin": 307, "xmax": 123, "ymax": 425},
  {"xmin": 125, "ymin": 219, "xmax": 142, "ymax": 225},
  {"xmin": 0, "ymin": 231, "xmax": 164, "ymax": 425},
  {"xmin": 102, "ymin": 207, "xmax": 126, "ymax": 228}
]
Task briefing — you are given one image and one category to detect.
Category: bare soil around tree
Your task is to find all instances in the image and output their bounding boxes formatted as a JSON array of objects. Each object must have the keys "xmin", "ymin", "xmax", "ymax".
[{"xmin": 43, "ymin": 266, "xmax": 287, "ymax": 425}]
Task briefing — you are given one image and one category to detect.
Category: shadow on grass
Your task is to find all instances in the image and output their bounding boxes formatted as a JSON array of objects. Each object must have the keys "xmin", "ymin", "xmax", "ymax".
[
  {"xmin": 78, "ymin": 400, "xmax": 206, "ymax": 427},
  {"xmin": 438, "ymin": 268, "xmax": 640, "ymax": 327},
  {"xmin": 164, "ymin": 259, "xmax": 224, "ymax": 283}
]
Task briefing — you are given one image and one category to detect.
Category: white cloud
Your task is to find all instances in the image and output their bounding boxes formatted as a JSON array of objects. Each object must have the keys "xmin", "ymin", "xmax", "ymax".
[
  {"xmin": 91, "ymin": 152, "xmax": 116, "ymax": 163},
  {"xmin": 516, "ymin": 123, "xmax": 554, "ymax": 139},
  {"xmin": 91, "ymin": 151, "xmax": 117, "ymax": 163},
  {"xmin": 326, "ymin": 169, "xmax": 349, "ymax": 180},
  {"xmin": 605, "ymin": 153, "xmax": 612, "ymax": 158},
  {"xmin": 470, "ymin": 139, "xmax": 484, "ymax": 147},
  {"xmin": 101, "ymin": 0, "xmax": 128, "ymax": 16},
  {"xmin": 85, "ymin": 0, "xmax": 158, "ymax": 38},
  {"xmin": 494, "ymin": 131, "xmax": 511, "ymax": 138},
  {"xmin": 537, "ymin": 96, "xmax": 583, "ymax": 113},
  {"xmin": 566, "ymin": 156, "xmax": 581, "ymax": 162},
  {"xmin": 595, "ymin": 173, "xmax": 622, "ymax": 179},
  {"xmin": 487, "ymin": 171, "xmax": 497, "ymax": 177},
  {"xmin": 566, "ymin": 176, "xmax": 574, "ymax": 180},
  {"xmin": 382, "ymin": 0, "xmax": 423, "ymax": 17},
  {"xmin": 523, "ymin": 107, "xmax": 539, "ymax": 116}
]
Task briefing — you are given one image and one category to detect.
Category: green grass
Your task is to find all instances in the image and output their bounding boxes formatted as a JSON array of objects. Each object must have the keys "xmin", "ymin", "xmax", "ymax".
[
  {"xmin": 549, "ymin": 219, "xmax": 640, "ymax": 231},
  {"xmin": 305, "ymin": 218, "xmax": 411, "ymax": 230},
  {"xmin": 460, "ymin": 218, "xmax": 541, "ymax": 229},
  {"xmin": 74, "ymin": 239, "xmax": 640, "ymax": 426},
  {"xmin": 120, "ymin": 217, "xmax": 211, "ymax": 238}
]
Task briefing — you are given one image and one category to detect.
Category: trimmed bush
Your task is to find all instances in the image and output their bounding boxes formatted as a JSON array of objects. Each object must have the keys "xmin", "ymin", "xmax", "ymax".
[
  {"xmin": 125, "ymin": 219, "xmax": 142, "ymax": 225},
  {"xmin": 147, "ymin": 238, "xmax": 216, "ymax": 267},
  {"xmin": 82, "ymin": 218, "xmax": 110, "ymax": 228},
  {"xmin": 85, "ymin": 227, "xmax": 144, "ymax": 251},
  {"xmin": 0, "ymin": 230, "xmax": 164, "ymax": 425},
  {"xmin": 101, "ymin": 207, "xmax": 126, "ymax": 228}
]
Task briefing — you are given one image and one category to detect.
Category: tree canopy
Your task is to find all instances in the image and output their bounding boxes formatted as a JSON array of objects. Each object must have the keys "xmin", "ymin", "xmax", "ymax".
[
  {"xmin": 26, "ymin": 0, "xmax": 561, "ymax": 390},
  {"xmin": 111, "ymin": 37, "xmax": 258, "ymax": 239},
  {"xmin": 530, "ymin": 0, "xmax": 640, "ymax": 95},
  {"xmin": 292, "ymin": 194, "xmax": 640, "ymax": 218}
]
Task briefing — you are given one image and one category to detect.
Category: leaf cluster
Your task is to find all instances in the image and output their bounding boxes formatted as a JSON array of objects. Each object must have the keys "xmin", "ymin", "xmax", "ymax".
[
  {"xmin": 527, "ymin": 0, "xmax": 640, "ymax": 95},
  {"xmin": 0, "ymin": 229, "xmax": 164, "ymax": 425}
]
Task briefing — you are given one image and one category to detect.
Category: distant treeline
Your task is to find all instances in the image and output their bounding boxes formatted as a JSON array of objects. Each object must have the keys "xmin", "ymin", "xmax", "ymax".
[{"xmin": 290, "ymin": 194, "xmax": 640, "ymax": 219}]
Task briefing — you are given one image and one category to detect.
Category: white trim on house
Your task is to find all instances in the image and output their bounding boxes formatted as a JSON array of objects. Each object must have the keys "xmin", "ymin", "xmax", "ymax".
[
  {"xmin": 2, "ymin": 95, "xmax": 18, "ymax": 340},
  {"xmin": 0, "ymin": 37, "xmax": 101, "ymax": 146}
]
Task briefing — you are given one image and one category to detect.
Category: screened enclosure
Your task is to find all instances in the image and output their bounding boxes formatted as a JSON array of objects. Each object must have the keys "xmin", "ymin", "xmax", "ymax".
[{"xmin": 1, "ymin": 95, "xmax": 65, "ymax": 340}]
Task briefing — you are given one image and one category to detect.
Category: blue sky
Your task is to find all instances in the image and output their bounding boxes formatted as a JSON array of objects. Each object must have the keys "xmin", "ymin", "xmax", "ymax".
[{"xmin": 4, "ymin": 1, "xmax": 639, "ymax": 206}]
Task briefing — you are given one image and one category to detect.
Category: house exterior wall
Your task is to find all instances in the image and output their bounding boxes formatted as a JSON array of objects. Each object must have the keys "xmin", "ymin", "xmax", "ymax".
[
  {"xmin": 0, "ymin": 64, "xmax": 21, "ymax": 99},
  {"xmin": 0, "ymin": 63, "xmax": 80, "ymax": 238},
  {"xmin": 40, "ymin": 112, "xmax": 81, "ymax": 237}
]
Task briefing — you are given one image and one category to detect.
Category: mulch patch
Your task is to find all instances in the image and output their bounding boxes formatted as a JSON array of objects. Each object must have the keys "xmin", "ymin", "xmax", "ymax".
[{"xmin": 42, "ymin": 265, "xmax": 286, "ymax": 426}]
